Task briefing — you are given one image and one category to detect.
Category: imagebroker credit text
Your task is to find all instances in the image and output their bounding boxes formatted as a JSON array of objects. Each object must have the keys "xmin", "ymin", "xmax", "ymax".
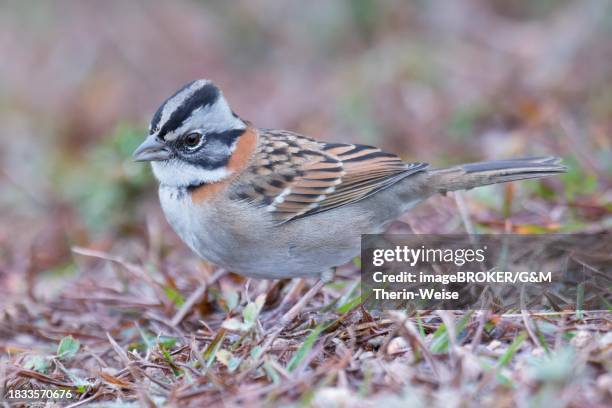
[{"xmin": 372, "ymin": 271, "xmax": 553, "ymax": 284}]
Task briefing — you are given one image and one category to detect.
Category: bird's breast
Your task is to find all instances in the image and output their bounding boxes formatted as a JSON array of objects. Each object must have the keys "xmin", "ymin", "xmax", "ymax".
[{"xmin": 157, "ymin": 184, "xmax": 273, "ymax": 271}]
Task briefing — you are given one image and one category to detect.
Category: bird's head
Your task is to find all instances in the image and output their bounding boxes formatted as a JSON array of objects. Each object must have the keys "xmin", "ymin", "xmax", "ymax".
[{"xmin": 133, "ymin": 79, "xmax": 247, "ymax": 188}]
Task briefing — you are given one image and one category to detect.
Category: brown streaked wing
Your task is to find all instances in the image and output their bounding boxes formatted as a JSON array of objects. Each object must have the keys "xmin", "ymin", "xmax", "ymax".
[{"xmin": 230, "ymin": 130, "xmax": 428, "ymax": 223}]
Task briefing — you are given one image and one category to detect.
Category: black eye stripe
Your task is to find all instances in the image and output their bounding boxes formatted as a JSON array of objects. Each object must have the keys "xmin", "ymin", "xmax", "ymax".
[
  {"xmin": 171, "ymin": 128, "xmax": 248, "ymax": 172},
  {"xmin": 174, "ymin": 128, "xmax": 245, "ymax": 154},
  {"xmin": 207, "ymin": 128, "xmax": 245, "ymax": 145},
  {"xmin": 185, "ymin": 129, "xmax": 244, "ymax": 147}
]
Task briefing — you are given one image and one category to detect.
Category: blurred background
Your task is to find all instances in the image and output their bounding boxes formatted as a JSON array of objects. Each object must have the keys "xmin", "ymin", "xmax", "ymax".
[{"xmin": 1, "ymin": 0, "xmax": 610, "ymax": 299}]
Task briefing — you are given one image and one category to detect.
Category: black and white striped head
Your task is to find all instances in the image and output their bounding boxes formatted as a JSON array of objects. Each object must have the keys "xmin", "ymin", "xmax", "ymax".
[{"xmin": 133, "ymin": 79, "xmax": 247, "ymax": 187}]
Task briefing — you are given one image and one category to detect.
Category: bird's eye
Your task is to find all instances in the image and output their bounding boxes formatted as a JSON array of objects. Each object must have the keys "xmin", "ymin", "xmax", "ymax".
[{"xmin": 184, "ymin": 132, "xmax": 203, "ymax": 150}]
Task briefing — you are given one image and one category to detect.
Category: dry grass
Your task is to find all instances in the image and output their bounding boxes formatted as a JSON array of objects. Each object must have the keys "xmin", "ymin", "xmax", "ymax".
[{"xmin": 1, "ymin": 221, "xmax": 611, "ymax": 407}]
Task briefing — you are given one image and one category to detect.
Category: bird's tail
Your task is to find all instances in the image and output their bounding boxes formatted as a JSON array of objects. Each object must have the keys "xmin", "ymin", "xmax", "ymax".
[{"xmin": 425, "ymin": 156, "xmax": 566, "ymax": 195}]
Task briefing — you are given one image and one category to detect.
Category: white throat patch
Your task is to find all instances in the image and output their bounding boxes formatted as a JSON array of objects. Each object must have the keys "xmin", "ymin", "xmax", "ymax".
[{"xmin": 151, "ymin": 159, "xmax": 233, "ymax": 188}]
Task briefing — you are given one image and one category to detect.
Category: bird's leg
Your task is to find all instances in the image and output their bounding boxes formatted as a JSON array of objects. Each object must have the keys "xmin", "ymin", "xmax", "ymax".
[
  {"xmin": 320, "ymin": 267, "xmax": 336, "ymax": 283},
  {"xmin": 274, "ymin": 268, "xmax": 333, "ymax": 326},
  {"xmin": 276, "ymin": 278, "xmax": 326, "ymax": 327},
  {"xmin": 263, "ymin": 278, "xmax": 306, "ymax": 322},
  {"xmin": 255, "ymin": 279, "xmax": 325, "ymax": 362},
  {"xmin": 263, "ymin": 268, "xmax": 334, "ymax": 324}
]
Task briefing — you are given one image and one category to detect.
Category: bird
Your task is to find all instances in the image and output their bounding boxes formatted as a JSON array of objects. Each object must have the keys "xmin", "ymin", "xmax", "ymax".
[{"xmin": 133, "ymin": 79, "xmax": 566, "ymax": 282}]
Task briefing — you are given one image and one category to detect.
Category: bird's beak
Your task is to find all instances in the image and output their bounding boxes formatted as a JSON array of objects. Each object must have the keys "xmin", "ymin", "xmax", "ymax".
[{"xmin": 133, "ymin": 136, "xmax": 171, "ymax": 162}]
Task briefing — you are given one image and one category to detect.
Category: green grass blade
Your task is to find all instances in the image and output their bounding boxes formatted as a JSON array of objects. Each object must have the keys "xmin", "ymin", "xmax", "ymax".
[
  {"xmin": 286, "ymin": 323, "xmax": 328, "ymax": 372},
  {"xmin": 430, "ymin": 312, "xmax": 472, "ymax": 353},
  {"xmin": 497, "ymin": 331, "xmax": 527, "ymax": 367}
]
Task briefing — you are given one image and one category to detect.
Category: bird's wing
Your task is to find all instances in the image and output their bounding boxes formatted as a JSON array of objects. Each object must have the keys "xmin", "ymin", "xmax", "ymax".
[{"xmin": 230, "ymin": 129, "xmax": 428, "ymax": 223}]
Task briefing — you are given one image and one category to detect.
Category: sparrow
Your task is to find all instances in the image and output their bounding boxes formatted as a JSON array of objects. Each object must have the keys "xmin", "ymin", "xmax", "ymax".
[{"xmin": 133, "ymin": 79, "xmax": 566, "ymax": 281}]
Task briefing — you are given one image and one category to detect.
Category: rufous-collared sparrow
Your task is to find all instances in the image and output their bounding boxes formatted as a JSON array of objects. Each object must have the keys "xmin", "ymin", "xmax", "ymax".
[{"xmin": 133, "ymin": 79, "xmax": 566, "ymax": 280}]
